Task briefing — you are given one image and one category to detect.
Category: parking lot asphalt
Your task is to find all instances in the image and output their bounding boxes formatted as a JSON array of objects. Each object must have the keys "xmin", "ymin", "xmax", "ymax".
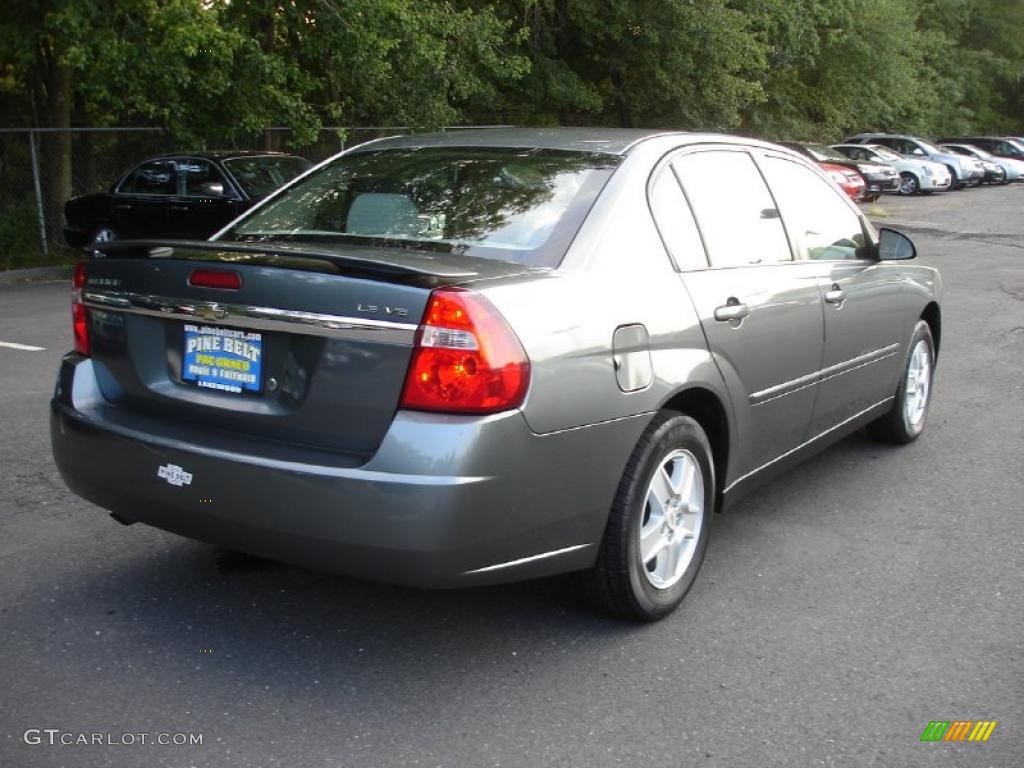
[{"xmin": 1, "ymin": 184, "xmax": 1022, "ymax": 768}]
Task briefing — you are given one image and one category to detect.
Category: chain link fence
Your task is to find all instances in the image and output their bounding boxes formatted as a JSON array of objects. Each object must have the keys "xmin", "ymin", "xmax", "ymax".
[{"xmin": 0, "ymin": 125, "xmax": 511, "ymax": 270}]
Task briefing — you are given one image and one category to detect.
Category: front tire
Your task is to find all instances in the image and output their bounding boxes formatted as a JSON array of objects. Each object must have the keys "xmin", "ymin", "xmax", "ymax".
[
  {"xmin": 578, "ymin": 412, "xmax": 714, "ymax": 621},
  {"xmin": 868, "ymin": 321, "xmax": 935, "ymax": 444},
  {"xmin": 898, "ymin": 172, "xmax": 919, "ymax": 196}
]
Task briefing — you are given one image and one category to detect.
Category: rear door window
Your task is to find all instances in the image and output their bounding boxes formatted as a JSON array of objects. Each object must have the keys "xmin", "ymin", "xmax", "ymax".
[
  {"xmin": 648, "ymin": 168, "xmax": 708, "ymax": 270},
  {"xmin": 671, "ymin": 150, "xmax": 792, "ymax": 268}
]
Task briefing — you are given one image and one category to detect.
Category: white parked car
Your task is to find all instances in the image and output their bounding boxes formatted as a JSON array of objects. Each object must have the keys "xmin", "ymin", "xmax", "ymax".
[{"xmin": 832, "ymin": 144, "xmax": 951, "ymax": 195}]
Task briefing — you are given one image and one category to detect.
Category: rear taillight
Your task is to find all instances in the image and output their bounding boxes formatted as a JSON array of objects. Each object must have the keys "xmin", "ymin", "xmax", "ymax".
[
  {"xmin": 400, "ymin": 288, "xmax": 530, "ymax": 414},
  {"xmin": 72, "ymin": 261, "xmax": 90, "ymax": 356}
]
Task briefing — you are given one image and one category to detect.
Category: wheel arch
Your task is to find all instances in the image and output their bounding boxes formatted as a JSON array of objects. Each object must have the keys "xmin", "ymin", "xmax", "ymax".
[
  {"xmin": 921, "ymin": 301, "xmax": 941, "ymax": 361},
  {"xmin": 659, "ymin": 386, "xmax": 730, "ymax": 511}
]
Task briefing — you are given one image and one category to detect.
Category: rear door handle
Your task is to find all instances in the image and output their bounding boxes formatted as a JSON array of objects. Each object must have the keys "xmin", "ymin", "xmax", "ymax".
[
  {"xmin": 714, "ymin": 300, "xmax": 750, "ymax": 322},
  {"xmin": 824, "ymin": 284, "xmax": 846, "ymax": 304},
  {"xmin": 170, "ymin": 204, "xmax": 191, "ymax": 213},
  {"xmin": 113, "ymin": 204, "xmax": 132, "ymax": 211}
]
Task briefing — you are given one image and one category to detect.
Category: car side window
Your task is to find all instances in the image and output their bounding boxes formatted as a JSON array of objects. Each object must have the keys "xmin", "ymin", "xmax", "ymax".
[
  {"xmin": 671, "ymin": 150, "xmax": 791, "ymax": 268},
  {"xmin": 761, "ymin": 156, "xmax": 867, "ymax": 262},
  {"xmin": 120, "ymin": 160, "xmax": 176, "ymax": 195},
  {"xmin": 648, "ymin": 167, "xmax": 708, "ymax": 270},
  {"xmin": 179, "ymin": 160, "xmax": 230, "ymax": 197}
]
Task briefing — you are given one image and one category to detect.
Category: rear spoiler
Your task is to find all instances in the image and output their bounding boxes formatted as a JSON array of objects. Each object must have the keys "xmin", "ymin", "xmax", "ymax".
[{"xmin": 88, "ymin": 239, "xmax": 480, "ymax": 280}]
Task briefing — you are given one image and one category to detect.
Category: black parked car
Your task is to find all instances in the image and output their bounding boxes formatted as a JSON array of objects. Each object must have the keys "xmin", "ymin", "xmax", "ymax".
[
  {"xmin": 64, "ymin": 152, "xmax": 311, "ymax": 248},
  {"xmin": 778, "ymin": 142, "xmax": 899, "ymax": 201}
]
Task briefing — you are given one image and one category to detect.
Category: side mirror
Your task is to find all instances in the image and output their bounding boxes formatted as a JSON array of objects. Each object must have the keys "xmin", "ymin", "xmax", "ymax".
[
  {"xmin": 198, "ymin": 181, "xmax": 225, "ymax": 197},
  {"xmin": 877, "ymin": 227, "xmax": 916, "ymax": 260}
]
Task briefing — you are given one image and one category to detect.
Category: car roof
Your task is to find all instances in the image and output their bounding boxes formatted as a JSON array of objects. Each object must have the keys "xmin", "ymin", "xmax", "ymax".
[
  {"xmin": 346, "ymin": 127, "xmax": 782, "ymax": 157},
  {"xmin": 847, "ymin": 133, "xmax": 923, "ymax": 141},
  {"xmin": 147, "ymin": 151, "xmax": 308, "ymax": 162}
]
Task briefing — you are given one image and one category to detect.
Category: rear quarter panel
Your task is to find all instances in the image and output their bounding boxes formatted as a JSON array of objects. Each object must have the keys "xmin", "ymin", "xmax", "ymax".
[{"xmin": 475, "ymin": 140, "xmax": 735, "ymax": 463}]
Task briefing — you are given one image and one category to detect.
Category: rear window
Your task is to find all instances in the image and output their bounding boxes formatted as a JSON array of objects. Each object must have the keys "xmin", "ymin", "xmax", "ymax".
[
  {"xmin": 223, "ymin": 156, "xmax": 311, "ymax": 198},
  {"xmin": 224, "ymin": 147, "xmax": 620, "ymax": 267}
]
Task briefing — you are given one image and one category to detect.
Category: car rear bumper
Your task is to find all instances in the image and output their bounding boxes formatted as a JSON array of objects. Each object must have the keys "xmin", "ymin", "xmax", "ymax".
[{"xmin": 51, "ymin": 355, "xmax": 644, "ymax": 588}]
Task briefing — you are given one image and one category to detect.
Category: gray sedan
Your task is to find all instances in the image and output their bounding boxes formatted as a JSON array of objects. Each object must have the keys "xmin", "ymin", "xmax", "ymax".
[{"xmin": 51, "ymin": 129, "xmax": 941, "ymax": 620}]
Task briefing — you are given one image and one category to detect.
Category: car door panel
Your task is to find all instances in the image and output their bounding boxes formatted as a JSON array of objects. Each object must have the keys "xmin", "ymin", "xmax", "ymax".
[
  {"xmin": 682, "ymin": 265, "xmax": 826, "ymax": 475},
  {"xmin": 663, "ymin": 148, "xmax": 825, "ymax": 480},
  {"xmin": 759, "ymin": 153, "xmax": 906, "ymax": 435},
  {"xmin": 170, "ymin": 158, "xmax": 244, "ymax": 238},
  {"xmin": 113, "ymin": 160, "xmax": 175, "ymax": 237}
]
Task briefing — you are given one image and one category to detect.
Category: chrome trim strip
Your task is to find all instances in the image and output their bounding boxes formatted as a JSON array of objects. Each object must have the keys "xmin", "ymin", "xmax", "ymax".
[
  {"xmin": 724, "ymin": 396, "xmax": 895, "ymax": 493},
  {"xmin": 83, "ymin": 289, "xmax": 418, "ymax": 345},
  {"xmin": 464, "ymin": 544, "xmax": 593, "ymax": 575},
  {"xmin": 750, "ymin": 344, "xmax": 899, "ymax": 406}
]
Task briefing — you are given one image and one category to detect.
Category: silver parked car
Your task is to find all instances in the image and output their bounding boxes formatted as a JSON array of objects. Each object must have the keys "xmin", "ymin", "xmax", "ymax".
[
  {"xmin": 832, "ymin": 143, "xmax": 951, "ymax": 195},
  {"xmin": 844, "ymin": 133, "xmax": 983, "ymax": 188},
  {"xmin": 51, "ymin": 129, "xmax": 942, "ymax": 620},
  {"xmin": 940, "ymin": 143, "xmax": 1023, "ymax": 183}
]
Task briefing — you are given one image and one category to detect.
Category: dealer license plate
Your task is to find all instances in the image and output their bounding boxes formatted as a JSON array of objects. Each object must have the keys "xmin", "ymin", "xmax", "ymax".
[{"xmin": 182, "ymin": 324, "xmax": 263, "ymax": 394}]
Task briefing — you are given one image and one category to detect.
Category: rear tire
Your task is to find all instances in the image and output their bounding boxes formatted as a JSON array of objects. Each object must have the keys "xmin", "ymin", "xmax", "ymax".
[
  {"xmin": 578, "ymin": 411, "xmax": 714, "ymax": 621},
  {"xmin": 867, "ymin": 321, "xmax": 935, "ymax": 444}
]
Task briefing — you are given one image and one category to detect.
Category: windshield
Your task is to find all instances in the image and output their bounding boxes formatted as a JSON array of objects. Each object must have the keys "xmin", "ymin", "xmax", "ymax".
[
  {"xmin": 225, "ymin": 147, "xmax": 620, "ymax": 267},
  {"xmin": 916, "ymin": 140, "xmax": 944, "ymax": 155},
  {"xmin": 223, "ymin": 156, "xmax": 312, "ymax": 198},
  {"xmin": 867, "ymin": 145, "xmax": 904, "ymax": 162},
  {"xmin": 803, "ymin": 143, "xmax": 849, "ymax": 163}
]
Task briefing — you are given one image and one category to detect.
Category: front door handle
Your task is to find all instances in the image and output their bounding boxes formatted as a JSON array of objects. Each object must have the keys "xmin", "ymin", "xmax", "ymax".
[
  {"xmin": 714, "ymin": 299, "xmax": 750, "ymax": 322},
  {"xmin": 113, "ymin": 204, "xmax": 132, "ymax": 211},
  {"xmin": 170, "ymin": 204, "xmax": 191, "ymax": 213},
  {"xmin": 824, "ymin": 284, "xmax": 846, "ymax": 304}
]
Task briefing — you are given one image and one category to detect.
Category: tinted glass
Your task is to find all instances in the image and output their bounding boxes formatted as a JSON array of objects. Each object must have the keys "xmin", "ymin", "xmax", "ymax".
[
  {"xmin": 648, "ymin": 169, "xmax": 708, "ymax": 270},
  {"xmin": 121, "ymin": 160, "xmax": 176, "ymax": 195},
  {"xmin": 840, "ymin": 146, "xmax": 873, "ymax": 162},
  {"xmin": 179, "ymin": 160, "xmax": 228, "ymax": 196},
  {"xmin": 995, "ymin": 140, "xmax": 1024, "ymax": 157},
  {"xmin": 226, "ymin": 148, "xmax": 620, "ymax": 267},
  {"xmin": 761, "ymin": 157, "xmax": 867, "ymax": 261},
  {"xmin": 867, "ymin": 145, "xmax": 903, "ymax": 162},
  {"xmin": 672, "ymin": 151, "xmax": 791, "ymax": 268},
  {"xmin": 223, "ymin": 156, "xmax": 311, "ymax": 197}
]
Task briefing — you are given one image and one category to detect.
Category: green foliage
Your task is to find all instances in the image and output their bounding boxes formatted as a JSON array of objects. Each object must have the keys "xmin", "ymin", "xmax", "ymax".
[
  {"xmin": 2, "ymin": 0, "xmax": 1020, "ymax": 143},
  {"xmin": 1, "ymin": 0, "xmax": 1023, "ymax": 270}
]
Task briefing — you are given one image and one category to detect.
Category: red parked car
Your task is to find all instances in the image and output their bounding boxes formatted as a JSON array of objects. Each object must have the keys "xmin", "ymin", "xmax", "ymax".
[{"xmin": 819, "ymin": 162, "xmax": 867, "ymax": 201}]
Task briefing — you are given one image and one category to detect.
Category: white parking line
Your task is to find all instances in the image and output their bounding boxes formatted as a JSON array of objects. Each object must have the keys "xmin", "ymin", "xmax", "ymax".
[{"xmin": 0, "ymin": 341, "xmax": 46, "ymax": 351}]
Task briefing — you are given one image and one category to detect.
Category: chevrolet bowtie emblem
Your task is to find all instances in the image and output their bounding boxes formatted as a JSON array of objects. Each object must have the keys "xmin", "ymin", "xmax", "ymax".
[{"xmin": 157, "ymin": 463, "xmax": 193, "ymax": 487}]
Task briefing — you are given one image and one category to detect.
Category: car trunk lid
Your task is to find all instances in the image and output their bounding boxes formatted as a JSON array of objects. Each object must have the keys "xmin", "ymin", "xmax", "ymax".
[{"xmin": 80, "ymin": 239, "xmax": 537, "ymax": 459}]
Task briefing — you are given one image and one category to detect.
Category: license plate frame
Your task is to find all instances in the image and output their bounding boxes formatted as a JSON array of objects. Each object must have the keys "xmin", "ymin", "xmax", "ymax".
[{"xmin": 182, "ymin": 324, "xmax": 263, "ymax": 394}]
